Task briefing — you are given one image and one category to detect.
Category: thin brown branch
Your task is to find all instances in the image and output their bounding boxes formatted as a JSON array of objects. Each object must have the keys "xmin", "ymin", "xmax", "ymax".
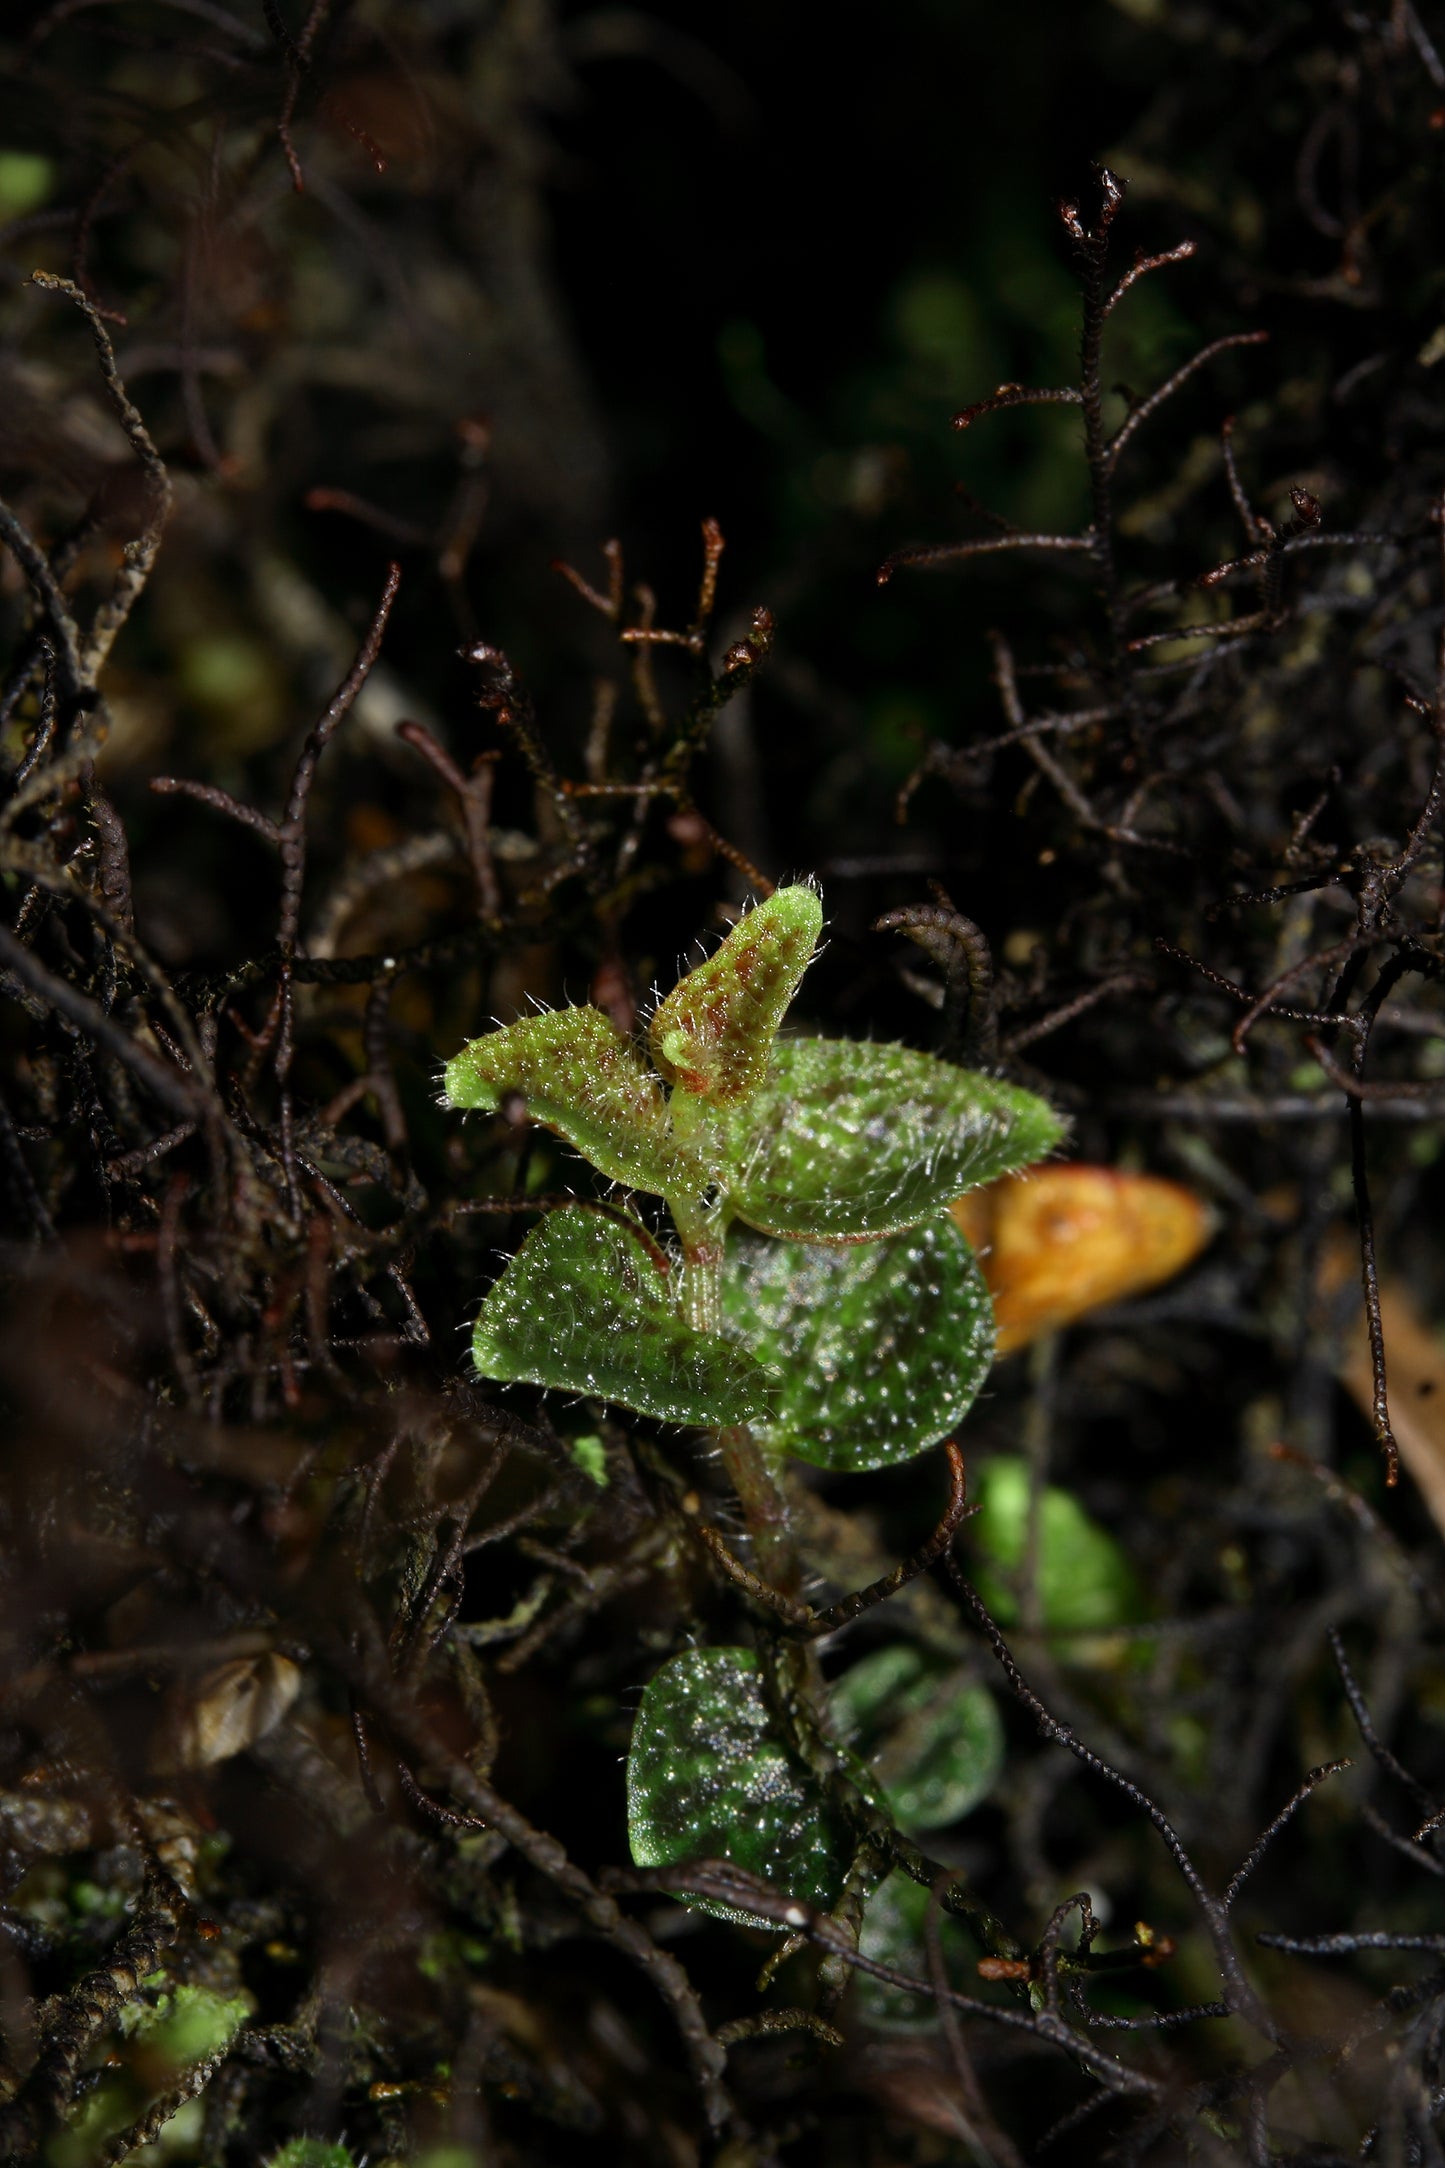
[
  {"xmin": 0, "ymin": 923, "xmax": 202, "ymax": 1121},
  {"xmin": 952, "ymin": 384, "xmax": 1082, "ymax": 431},
  {"xmin": 1105, "ymin": 331, "xmax": 1270, "ymax": 473},
  {"xmin": 30, "ymin": 272, "xmax": 173, "ymax": 679},
  {"xmin": 1103, "ymin": 238, "xmax": 1197, "ymax": 316},
  {"xmin": 878, "ymin": 532, "xmax": 1093, "ymax": 585},
  {"xmin": 396, "ymin": 718, "xmax": 502, "ymax": 919},
  {"xmin": 278, "ymin": 561, "xmax": 402, "ymax": 954},
  {"xmin": 149, "ymin": 777, "xmax": 281, "ymax": 844}
]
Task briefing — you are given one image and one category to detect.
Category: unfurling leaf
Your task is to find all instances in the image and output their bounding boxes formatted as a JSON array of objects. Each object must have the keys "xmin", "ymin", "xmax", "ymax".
[
  {"xmin": 970, "ymin": 1455, "xmax": 1142, "ymax": 1636},
  {"xmin": 443, "ymin": 1007, "xmax": 707, "ymax": 1197},
  {"xmin": 723, "ymin": 1039, "xmax": 1065, "ymax": 1240},
  {"xmin": 649, "ymin": 884, "xmax": 823, "ymax": 1103},
  {"xmin": 472, "ymin": 1207, "xmax": 771, "ymax": 1425},
  {"xmin": 627, "ymin": 1645, "xmax": 856, "ymax": 1927},
  {"xmin": 830, "ymin": 1645, "xmax": 1003, "ymax": 1832},
  {"xmin": 952, "ymin": 1164, "xmax": 1210, "ymax": 1353},
  {"xmin": 721, "ymin": 1210, "xmax": 993, "ymax": 1471}
]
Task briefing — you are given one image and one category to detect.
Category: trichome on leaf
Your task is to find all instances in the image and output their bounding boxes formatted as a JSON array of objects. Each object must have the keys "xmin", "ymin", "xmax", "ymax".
[{"xmin": 445, "ymin": 881, "xmax": 1064, "ymax": 1468}]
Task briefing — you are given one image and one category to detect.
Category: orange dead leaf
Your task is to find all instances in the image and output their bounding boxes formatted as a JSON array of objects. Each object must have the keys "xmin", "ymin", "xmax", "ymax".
[{"xmin": 952, "ymin": 1165, "xmax": 1211, "ymax": 1355}]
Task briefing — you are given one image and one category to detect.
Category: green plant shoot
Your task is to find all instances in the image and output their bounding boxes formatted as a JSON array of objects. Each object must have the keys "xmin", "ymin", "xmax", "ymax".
[{"xmin": 444, "ymin": 882, "xmax": 1064, "ymax": 1473}]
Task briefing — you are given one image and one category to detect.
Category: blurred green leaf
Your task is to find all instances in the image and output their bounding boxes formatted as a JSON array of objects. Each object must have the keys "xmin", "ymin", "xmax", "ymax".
[
  {"xmin": 568, "ymin": 1433, "xmax": 609, "ymax": 1487},
  {"xmin": 627, "ymin": 1646, "xmax": 857, "ymax": 1928},
  {"xmin": 723, "ymin": 1039, "xmax": 1064, "ymax": 1240},
  {"xmin": 472, "ymin": 1208, "xmax": 771, "ymax": 1426},
  {"xmin": 723, "ymin": 1211, "xmax": 993, "ymax": 1471},
  {"xmin": 969, "ymin": 1456, "xmax": 1142, "ymax": 1636},
  {"xmin": 0, "ymin": 151, "xmax": 54, "ymax": 220},
  {"xmin": 831, "ymin": 1645, "xmax": 1003, "ymax": 1831},
  {"xmin": 855, "ymin": 1870, "xmax": 972, "ymax": 2031},
  {"xmin": 132, "ymin": 1984, "xmax": 249, "ymax": 2073},
  {"xmin": 889, "ymin": 268, "xmax": 990, "ymax": 392}
]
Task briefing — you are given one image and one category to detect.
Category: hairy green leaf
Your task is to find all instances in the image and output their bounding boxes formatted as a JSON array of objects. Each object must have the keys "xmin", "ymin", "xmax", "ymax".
[
  {"xmin": 627, "ymin": 1645, "xmax": 855, "ymax": 1927},
  {"xmin": 649, "ymin": 884, "xmax": 822, "ymax": 1104},
  {"xmin": 831, "ymin": 1645, "xmax": 1003, "ymax": 1832},
  {"xmin": 722, "ymin": 1038, "xmax": 1065, "ymax": 1239},
  {"xmin": 443, "ymin": 1007, "xmax": 707, "ymax": 1197},
  {"xmin": 721, "ymin": 1210, "xmax": 993, "ymax": 1471},
  {"xmin": 472, "ymin": 1207, "xmax": 771, "ymax": 1426},
  {"xmin": 970, "ymin": 1455, "xmax": 1143, "ymax": 1636}
]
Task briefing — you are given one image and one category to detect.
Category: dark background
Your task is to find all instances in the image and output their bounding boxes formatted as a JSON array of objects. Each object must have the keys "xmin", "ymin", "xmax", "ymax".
[{"xmin": 5, "ymin": 3, "xmax": 1445, "ymax": 2162}]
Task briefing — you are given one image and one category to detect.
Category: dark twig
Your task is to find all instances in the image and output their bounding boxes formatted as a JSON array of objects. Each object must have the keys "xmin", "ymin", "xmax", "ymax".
[
  {"xmin": 1156, "ymin": 939, "xmax": 1355, "ymax": 1031},
  {"xmin": 925, "ymin": 1878, "xmax": 1025, "ymax": 2168},
  {"xmin": 1258, "ymin": 1932, "xmax": 1445, "ymax": 1957},
  {"xmin": 608, "ymin": 1860, "xmax": 1161, "ymax": 2099},
  {"xmin": 1330, "ymin": 1629, "xmax": 1439, "ymax": 1820},
  {"xmin": 800, "ymin": 1440, "xmax": 972, "ymax": 1638},
  {"xmin": 147, "ymin": 778, "xmax": 282, "ymax": 844},
  {"xmin": 0, "ymin": 1871, "xmax": 191, "ymax": 2146},
  {"xmin": 1224, "ymin": 1761, "xmax": 1352, "ymax": 1910},
  {"xmin": 714, "ymin": 2009, "xmax": 844, "ymax": 2050},
  {"xmin": 0, "ymin": 925, "xmax": 202, "ymax": 1121},
  {"xmin": 86, "ymin": 788, "xmax": 134, "ymax": 941},
  {"xmin": 874, "ymin": 907, "xmax": 998, "ymax": 1062},
  {"xmin": 551, "ymin": 537, "xmax": 624, "ymax": 622},
  {"xmin": 1344, "ymin": 1079, "xmax": 1400, "ymax": 1485},
  {"xmin": 942, "ymin": 1555, "xmax": 1266, "ymax": 2031},
  {"xmin": 1229, "ymin": 934, "xmax": 1366, "ymax": 1054},
  {"xmin": 878, "ymin": 531, "xmax": 1093, "ymax": 585},
  {"xmin": 952, "ymin": 384, "xmax": 1083, "ymax": 431},
  {"xmin": 396, "ymin": 719, "xmax": 502, "ymax": 919},
  {"xmin": 1307, "ymin": 1034, "xmax": 1444, "ymax": 1103},
  {"xmin": 0, "ymin": 1082, "xmax": 55, "ymax": 1239},
  {"xmin": 1002, "ymin": 972, "xmax": 1151, "ymax": 1055},
  {"xmin": 30, "ymin": 272, "xmax": 172, "ymax": 680},
  {"xmin": 1104, "ymin": 238, "xmax": 1197, "ymax": 315},
  {"xmin": 1106, "ymin": 332, "xmax": 1271, "ymax": 473},
  {"xmin": 693, "ymin": 1442, "xmax": 972, "ymax": 1641},
  {"xmin": 278, "ymin": 563, "xmax": 403, "ymax": 957},
  {"xmin": 8, "ymin": 640, "xmax": 59, "ymax": 790},
  {"xmin": 346, "ymin": 1640, "xmax": 738, "ymax": 2137}
]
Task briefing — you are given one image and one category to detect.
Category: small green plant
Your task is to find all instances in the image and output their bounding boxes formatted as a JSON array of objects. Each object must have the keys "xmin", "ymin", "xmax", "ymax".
[
  {"xmin": 447, "ymin": 885, "xmax": 1062, "ymax": 1921},
  {"xmin": 444, "ymin": 883, "xmax": 1062, "ymax": 1473}
]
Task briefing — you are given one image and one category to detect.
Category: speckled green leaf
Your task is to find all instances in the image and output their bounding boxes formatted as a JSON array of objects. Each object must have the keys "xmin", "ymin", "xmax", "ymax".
[
  {"xmin": 831, "ymin": 1646, "xmax": 1003, "ymax": 1833},
  {"xmin": 444, "ymin": 1007, "xmax": 707, "ymax": 1197},
  {"xmin": 970, "ymin": 1456, "xmax": 1143, "ymax": 1636},
  {"xmin": 722, "ymin": 1038, "xmax": 1065, "ymax": 1239},
  {"xmin": 650, "ymin": 884, "xmax": 822, "ymax": 1104},
  {"xmin": 627, "ymin": 1645, "xmax": 855, "ymax": 1928},
  {"xmin": 721, "ymin": 1210, "xmax": 994, "ymax": 1472},
  {"xmin": 472, "ymin": 1208, "xmax": 771, "ymax": 1426}
]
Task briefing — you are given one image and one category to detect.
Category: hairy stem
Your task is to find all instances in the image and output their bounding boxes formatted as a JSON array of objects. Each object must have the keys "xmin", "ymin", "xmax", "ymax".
[
  {"xmin": 670, "ymin": 1192, "xmax": 799, "ymax": 1585},
  {"xmin": 716, "ymin": 1422, "xmax": 798, "ymax": 1590}
]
